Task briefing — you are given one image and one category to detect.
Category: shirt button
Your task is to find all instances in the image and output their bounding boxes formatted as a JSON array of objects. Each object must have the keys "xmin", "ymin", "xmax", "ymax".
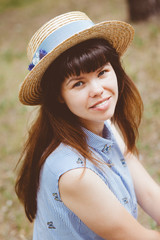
[{"xmin": 122, "ymin": 197, "xmax": 129, "ymax": 204}]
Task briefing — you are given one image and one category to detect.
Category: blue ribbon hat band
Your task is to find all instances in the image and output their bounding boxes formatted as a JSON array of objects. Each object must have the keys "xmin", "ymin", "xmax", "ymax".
[{"xmin": 28, "ymin": 20, "xmax": 95, "ymax": 71}]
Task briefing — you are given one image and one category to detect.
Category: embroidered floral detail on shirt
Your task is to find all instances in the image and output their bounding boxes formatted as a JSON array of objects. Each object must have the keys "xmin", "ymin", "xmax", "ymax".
[
  {"xmin": 47, "ymin": 221, "xmax": 56, "ymax": 229},
  {"xmin": 52, "ymin": 193, "xmax": 62, "ymax": 202},
  {"xmin": 120, "ymin": 158, "xmax": 127, "ymax": 167},
  {"xmin": 102, "ymin": 144, "xmax": 112, "ymax": 153},
  {"xmin": 76, "ymin": 158, "xmax": 84, "ymax": 165},
  {"xmin": 122, "ymin": 197, "xmax": 129, "ymax": 204}
]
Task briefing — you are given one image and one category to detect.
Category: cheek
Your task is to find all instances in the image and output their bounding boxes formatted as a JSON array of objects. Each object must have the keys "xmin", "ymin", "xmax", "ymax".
[
  {"xmin": 115, "ymin": 81, "xmax": 119, "ymax": 95},
  {"xmin": 62, "ymin": 91, "xmax": 77, "ymax": 109},
  {"xmin": 68, "ymin": 96, "xmax": 83, "ymax": 108},
  {"xmin": 107, "ymin": 72, "xmax": 118, "ymax": 95},
  {"xmin": 63, "ymin": 93, "xmax": 87, "ymax": 115}
]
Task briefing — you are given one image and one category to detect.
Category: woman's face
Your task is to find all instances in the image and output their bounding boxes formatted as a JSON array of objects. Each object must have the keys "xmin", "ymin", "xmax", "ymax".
[{"xmin": 61, "ymin": 63, "xmax": 118, "ymax": 134}]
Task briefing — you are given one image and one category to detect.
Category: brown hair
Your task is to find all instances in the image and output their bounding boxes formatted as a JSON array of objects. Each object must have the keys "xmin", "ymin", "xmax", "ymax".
[{"xmin": 15, "ymin": 38, "xmax": 143, "ymax": 222}]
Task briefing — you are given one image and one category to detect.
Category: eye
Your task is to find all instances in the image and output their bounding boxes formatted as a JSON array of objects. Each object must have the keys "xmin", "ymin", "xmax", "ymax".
[
  {"xmin": 98, "ymin": 70, "xmax": 108, "ymax": 78},
  {"xmin": 73, "ymin": 81, "xmax": 83, "ymax": 88}
]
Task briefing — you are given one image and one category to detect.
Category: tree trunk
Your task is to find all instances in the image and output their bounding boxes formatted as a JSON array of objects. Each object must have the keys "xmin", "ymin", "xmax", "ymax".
[{"xmin": 127, "ymin": 0, "xmax": 160, "ymax": 22}]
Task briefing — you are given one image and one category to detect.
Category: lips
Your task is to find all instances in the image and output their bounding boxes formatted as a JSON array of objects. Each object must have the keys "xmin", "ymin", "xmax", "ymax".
[{"xmin": 90, "ymin": 97, "xmax": 111, "ymax": 108}]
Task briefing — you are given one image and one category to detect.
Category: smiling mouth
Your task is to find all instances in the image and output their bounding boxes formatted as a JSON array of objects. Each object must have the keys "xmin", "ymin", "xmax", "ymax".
[{"xmin": 90, "ymin": 97, "xmax": 111, "ymax": 108}]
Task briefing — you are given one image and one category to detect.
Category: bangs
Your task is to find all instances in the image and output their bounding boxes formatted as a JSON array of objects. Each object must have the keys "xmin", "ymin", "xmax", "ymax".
[{"xmin": 56, "ymin": 38, "xmax": 115, "ymax": 79}]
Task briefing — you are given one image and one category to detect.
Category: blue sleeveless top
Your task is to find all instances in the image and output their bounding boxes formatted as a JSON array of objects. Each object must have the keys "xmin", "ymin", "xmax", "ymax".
[{"xmin": 33, "ymin": 122, "xmax": 138, "ymax": 239}]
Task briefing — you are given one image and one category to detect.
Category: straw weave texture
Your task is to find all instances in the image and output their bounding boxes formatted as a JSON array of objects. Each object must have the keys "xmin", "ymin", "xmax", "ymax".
[
  {"xmin": 19, "ymin": 11, "xmax": 134, "ymax": 105},
  {"xmin": 27, "ymin": 12, "xmax": 90, "ymax": 61}
]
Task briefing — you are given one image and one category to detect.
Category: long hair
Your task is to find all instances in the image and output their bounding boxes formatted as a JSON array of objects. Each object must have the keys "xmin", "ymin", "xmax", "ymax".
[{"xmin": 15, "ymin": 38, "xmax": 143, "ymax": 222}]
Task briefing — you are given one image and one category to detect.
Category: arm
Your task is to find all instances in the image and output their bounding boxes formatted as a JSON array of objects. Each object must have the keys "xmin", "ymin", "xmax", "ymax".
[
  {"xmin": 110, "ymin": 122, "xmax": 160, "ymax": 225},
  {"xmin": 59, "ymin": 168, "xmax": 160, "ymax": 240},
  {"xmin": 125, "ymin": 153, "xmax": 160, "ymax": 226}
]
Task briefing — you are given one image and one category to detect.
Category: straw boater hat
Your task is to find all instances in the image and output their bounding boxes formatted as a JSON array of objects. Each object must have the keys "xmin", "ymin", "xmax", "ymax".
[{"xmin": 19, "ymin": 11, "xmax": 134, "ymax": 106}]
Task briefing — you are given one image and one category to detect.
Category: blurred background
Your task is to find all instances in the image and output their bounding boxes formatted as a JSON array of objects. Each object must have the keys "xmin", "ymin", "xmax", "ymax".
[{"xmin": 0, "ymin": 0, "xmax": 160, "ymax": 239}]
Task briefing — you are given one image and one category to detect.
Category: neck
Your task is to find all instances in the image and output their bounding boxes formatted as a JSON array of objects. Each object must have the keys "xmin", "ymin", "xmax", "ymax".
[{"xmin": 80, "ymin": 120, "xmax": 105, "ymax": 137}]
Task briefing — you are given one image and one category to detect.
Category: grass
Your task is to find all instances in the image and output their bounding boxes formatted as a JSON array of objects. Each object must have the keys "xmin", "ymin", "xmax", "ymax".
[
  {"xmin": 0, "ymin": 0, "xmax": 160, "ymax": 239},
  {"xmin": 0, "ymin": 0, "xmax": 39, "ymax": 13}
]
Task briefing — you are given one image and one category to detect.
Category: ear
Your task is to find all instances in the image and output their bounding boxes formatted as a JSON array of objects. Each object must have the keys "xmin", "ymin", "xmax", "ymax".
[{"xmin": 58, "ymin": 95, "xmax": 65, "ymax": 103}]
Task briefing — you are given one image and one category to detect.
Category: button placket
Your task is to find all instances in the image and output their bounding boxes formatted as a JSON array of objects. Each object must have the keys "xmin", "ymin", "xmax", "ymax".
[{"xmin": 101, "ymin": 143, "xmax": 114, "ymax": 167}]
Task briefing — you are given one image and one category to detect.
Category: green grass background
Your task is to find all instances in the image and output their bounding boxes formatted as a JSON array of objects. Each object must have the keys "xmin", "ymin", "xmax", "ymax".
[{"xmin": 0, "ymin": 0, "xmax": 160, "ymax": 239}]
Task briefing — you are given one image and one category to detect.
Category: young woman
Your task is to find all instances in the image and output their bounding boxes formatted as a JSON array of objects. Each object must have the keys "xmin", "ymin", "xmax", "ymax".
[{"xmin": 15, "ymin": 11, "xmax": 160, "ymax": 239}]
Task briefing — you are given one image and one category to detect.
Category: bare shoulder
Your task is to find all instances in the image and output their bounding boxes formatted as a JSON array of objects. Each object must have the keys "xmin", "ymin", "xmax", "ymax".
[
  {"xmin": 58, "ymin": 166, "xmax": 160, "ymax": 240},
  {"xmin": 59, "ymin": 167, "xmax": 103, "ymax": 195},
  {"xmin": 59, "ymin": 167, "xmax": 124, "ymax": 238}
]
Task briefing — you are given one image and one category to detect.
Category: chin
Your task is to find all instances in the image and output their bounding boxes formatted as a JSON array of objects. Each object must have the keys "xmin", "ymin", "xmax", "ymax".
[{"xmin": 104, "ymin": 111, "xmax": 115, "ymax": 120}]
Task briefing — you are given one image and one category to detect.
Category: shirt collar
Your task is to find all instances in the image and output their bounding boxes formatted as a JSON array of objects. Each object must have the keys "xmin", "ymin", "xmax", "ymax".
[{"xmin": 82, "ymin": 122, "xmax": 114, "ymax": 153}]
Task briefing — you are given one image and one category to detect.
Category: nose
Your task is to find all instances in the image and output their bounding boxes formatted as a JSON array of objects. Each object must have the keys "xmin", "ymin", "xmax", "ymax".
[{"xmin": 89, "ymin": 80, "xmax": 104, "ymax": 98}]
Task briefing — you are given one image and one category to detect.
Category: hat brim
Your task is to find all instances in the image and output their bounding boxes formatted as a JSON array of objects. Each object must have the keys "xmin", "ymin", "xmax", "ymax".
[{"xmin": 19, "ymin": 20, "xmax": 134, "ymax": 105}]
